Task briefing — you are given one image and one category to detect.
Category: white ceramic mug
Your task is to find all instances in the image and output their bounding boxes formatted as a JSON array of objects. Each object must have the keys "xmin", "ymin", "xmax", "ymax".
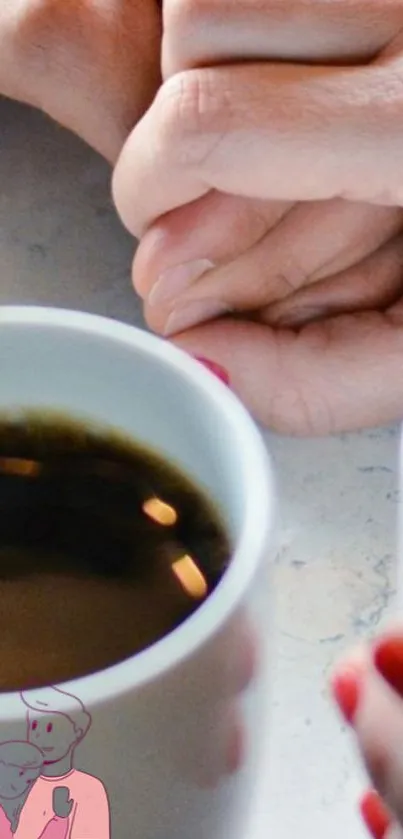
[{"xmin": 0, "ymin": 306, "xmax": 274, "ymax": 839}]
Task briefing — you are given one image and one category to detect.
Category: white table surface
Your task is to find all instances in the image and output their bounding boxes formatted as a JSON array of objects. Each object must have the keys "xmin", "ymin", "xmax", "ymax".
[{"xmin": 1, "ymin": 97, "xmax": 398, "ymax": 839}]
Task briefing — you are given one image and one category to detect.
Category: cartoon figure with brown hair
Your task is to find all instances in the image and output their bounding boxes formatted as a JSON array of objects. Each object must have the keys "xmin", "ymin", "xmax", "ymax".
[{"xmin": 14, "ymin": 687, "xmax": 110, "ymax": 839}]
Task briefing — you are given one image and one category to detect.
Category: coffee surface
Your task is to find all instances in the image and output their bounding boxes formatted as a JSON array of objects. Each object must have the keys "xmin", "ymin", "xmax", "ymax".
[{"xmin": 0, "ymin": 416, "xmax": 229, "ymax": 690}]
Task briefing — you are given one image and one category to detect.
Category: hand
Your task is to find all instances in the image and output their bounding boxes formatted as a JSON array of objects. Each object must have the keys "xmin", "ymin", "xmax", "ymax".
[
  {"xmin": 112, "ymin": 0, "xmax": 403, "ymax": 435},
  {"xmin": 53, "ymin": 786, "xmax": 73, "ymax": 819},
  {"xmin": 332, "ymin": 632, "xmax": 403, "ymax": 839},
  {"xmin": 0, "ymin": 0, "xmax": 161, "ymax": 161}
]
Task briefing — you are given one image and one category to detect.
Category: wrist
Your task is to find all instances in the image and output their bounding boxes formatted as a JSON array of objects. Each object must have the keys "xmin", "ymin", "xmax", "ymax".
[{"xmin": 0, "ymin": 0, "xmax": 161, "ymax": 162}]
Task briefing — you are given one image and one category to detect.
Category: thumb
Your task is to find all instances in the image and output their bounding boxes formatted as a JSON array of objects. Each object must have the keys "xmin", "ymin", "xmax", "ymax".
[{"xmin": 171, "ymin": 304, "xmax": 403, "ymax": 435}]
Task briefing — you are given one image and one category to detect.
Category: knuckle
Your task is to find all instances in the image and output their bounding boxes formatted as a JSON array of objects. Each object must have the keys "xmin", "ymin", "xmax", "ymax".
[{"xmin": 157, "ymin": 70, "xmax": 233, "ymax": 166}]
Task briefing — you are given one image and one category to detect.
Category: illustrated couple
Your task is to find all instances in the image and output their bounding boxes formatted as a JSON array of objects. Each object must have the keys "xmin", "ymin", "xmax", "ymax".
[{"xmin": 0, "ymin": 687, "xmax": 110, "ymax": 838}]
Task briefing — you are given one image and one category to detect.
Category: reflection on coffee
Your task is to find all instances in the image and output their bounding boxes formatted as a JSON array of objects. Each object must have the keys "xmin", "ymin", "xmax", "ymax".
[{"xmin": 0, "ymin": 416, "xmax": 230, "ymax": 690}]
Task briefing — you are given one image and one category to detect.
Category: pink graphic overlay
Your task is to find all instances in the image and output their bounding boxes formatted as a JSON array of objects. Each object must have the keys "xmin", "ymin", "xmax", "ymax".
[{"xmin": 0, "ymin": 687, "xmax": 111, "ymax": 838}]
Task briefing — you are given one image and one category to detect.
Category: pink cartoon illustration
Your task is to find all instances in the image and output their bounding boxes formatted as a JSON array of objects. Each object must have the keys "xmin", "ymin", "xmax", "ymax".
[
  {"xmin": 13, "ymin": 687, "xmax": 110, "ymax": 839},
  {"xmin": 0, "ymin": 740, "xmax": 72, "ymax": 838},
  {"xmin": 0, "ymin": 741, "xmax": 43, "ymax": 836}
]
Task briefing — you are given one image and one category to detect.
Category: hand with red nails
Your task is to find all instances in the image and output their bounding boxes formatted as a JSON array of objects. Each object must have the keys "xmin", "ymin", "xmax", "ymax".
[
  {"xmin": 112, "ymin": 0, "xmax": 403, "ymax": 435},
  {"xmin": 332, "ymin": 632, "xmax": 403, "ymax": 839},
  {"xmin": 0, "ymin": 0, "xmax": 161, "ymax": 162}
]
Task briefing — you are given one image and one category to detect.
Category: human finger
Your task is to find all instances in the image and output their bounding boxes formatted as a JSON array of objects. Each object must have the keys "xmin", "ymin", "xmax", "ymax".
[
  {"xmin": 113, "ymin": 58, "xmax": 403, "ymax": 237},
  {"xmin": 333, "ymin": 630, "xmax": 403, "ymax": 830},
  {"xmin": 137, "ymin": 202, "xmax": 403, "ymax": 333},
  {"xmin": 162, "ymin": 0, "xmax": 403, "ymax": 75},
  {"xmin": 263, "ymin": 230, "xmax": 403, "ymax": 328},
  {"xmin": 152, "ymin": 302, "xmax": 403, "ymax": 434},
  {"xmin": 133, "ymin": 192, "xmax": 291, "ymax": 299}
]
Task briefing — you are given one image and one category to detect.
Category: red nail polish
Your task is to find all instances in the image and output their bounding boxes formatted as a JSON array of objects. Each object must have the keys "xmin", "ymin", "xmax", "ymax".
[
  {"xmin": 360, "ymin": 791, "xmax": 390, "ymax": 839},
  {"xmin": 331, "ymin": 670, "xmax": 360, "ymax": 724},
  {"xmin": 194, "ymin": 357, "xmax": 230, "ymax": 386},
  {"xmin": 374, "ymin": 637, "xmax": 403, "ymax": 697}
]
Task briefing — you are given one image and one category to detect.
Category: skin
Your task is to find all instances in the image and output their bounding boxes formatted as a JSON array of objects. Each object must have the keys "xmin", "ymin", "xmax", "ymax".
[
  {"xmin": 112, "ymin": 0, "xmax": 403, "ymax": 435},
  {"xmin": 0, "ymin": 0, "xmax": 162, "ymax": 162},
  {"xmin": 334, "ymin": 636, "xmax": 403, "ymax": 839}
]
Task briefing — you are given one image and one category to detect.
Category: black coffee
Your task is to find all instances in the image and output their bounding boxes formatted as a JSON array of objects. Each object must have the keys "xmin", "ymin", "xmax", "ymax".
[{"xmin": 0, "ymin": 416, "xmax": 230, "ymax": 690}]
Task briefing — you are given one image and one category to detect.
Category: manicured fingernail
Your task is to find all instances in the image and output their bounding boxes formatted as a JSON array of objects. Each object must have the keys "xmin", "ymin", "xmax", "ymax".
[
  {"xmin": 164, "ymin": 300, "xmax": 230, "ymax": 337},
  {"xmin": 149, "ymin": 260, "xmax": 215, "ymax": 307},
  {"xmin": 331, "ymin": 668, "xmax": 361, "ymax": 724},
  {"xmin": 374, "ymin": 637, "xmax": 403, "ymax": 696},
  {"xmin": 194, "ymin": 357, "xmax": 230, "ymax": 386},
  {"xmin": 360, "ymin": 790, "xmax": 391, "ymax": 839}
]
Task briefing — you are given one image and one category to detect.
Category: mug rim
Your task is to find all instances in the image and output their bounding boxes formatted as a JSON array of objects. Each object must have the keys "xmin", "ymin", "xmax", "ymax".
[{"xmin": 0, "ymin": 306, "xmax": 274, "ymax": 715}]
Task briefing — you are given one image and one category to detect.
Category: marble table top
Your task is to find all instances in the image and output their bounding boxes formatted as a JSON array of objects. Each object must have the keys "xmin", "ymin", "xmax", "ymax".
[{"xmin": 2, "ymin": 96, "xmax": 398, "ymax": 839}]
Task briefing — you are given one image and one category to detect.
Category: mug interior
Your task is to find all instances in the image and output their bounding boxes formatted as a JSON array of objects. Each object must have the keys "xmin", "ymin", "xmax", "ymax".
[{"xmin": 0, "ymin": 307, "xmax": 273, "ymax": 710}]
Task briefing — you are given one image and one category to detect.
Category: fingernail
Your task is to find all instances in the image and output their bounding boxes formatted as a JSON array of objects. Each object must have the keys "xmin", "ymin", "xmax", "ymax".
[
  {"xmin": 194, "ymin": 357, "xmax": 230, "ymax": 386},
  {"xmin": 331, "ymin": 668, "xmax": 361, "ymax": 724},
  {"xmin": 374, "ymin": 637, "xmax": 403, "ymax": 696},
  {"xmin": 164, "ymin": 300, "xmax": 230, "ymax": 337},
  {"xmin": 360, "ymin": 790, "xmax": 391, "ymax": 839},
  {"xmin": 149, "ymin": 260, "xmax": 215, "ymax": 307}
]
